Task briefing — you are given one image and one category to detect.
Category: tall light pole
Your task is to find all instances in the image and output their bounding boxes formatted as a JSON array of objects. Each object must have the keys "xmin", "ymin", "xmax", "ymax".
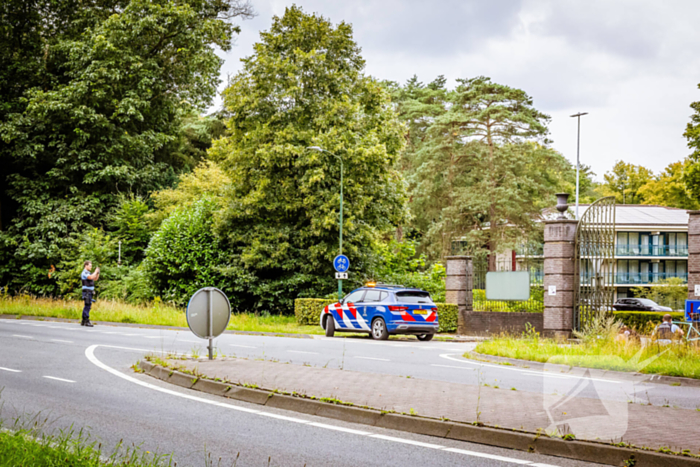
[
  {"xmin": 307, "ymin": 146, "xmax": 344, "ymax": 301},
  {"xmin": 570, "ymin": 112, "xmax": 588, "ymax": 219}
]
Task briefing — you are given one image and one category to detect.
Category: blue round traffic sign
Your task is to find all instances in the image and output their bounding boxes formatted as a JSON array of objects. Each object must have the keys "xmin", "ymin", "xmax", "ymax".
[{"xmin": 333, "ymin": 255, "xmax": 350, "ymax": 272}]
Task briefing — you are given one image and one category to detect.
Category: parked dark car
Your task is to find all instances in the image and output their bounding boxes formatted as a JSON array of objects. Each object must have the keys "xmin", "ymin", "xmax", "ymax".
[{"xmin": 613, "ymin": 298, "xmax": 672, "ymax": 312}]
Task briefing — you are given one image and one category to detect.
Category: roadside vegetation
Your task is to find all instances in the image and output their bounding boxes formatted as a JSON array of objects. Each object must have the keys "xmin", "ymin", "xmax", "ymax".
[
  {"xmin": 0, "ymin": 423, "xmax": 172, "ymax": 467},
  {"xmin": 0, "ymin": 294, "xmax": 322, "ymax": 335},
  {"xmin": 474, "ymin": 316, "xmax": 700, "ymax": 379}
]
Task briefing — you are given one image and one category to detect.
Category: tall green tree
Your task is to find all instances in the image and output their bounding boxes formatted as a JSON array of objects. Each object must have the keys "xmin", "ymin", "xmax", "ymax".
[
  {"xmin": 599, "ymin": 160, "xmax": 653, "ymax": 204},
  {"xmin": 0, "ymin": 0, "xmax": 253, "ymax": 294},
  {"xmin": 402, "ymin": 76, "xmax": 568, "ymax": 268},
  {"xmin": 210, "ymin": 6, "xmax": 408, "ymax": 312},
  {"xmin": 684, "ymin": 85, "xmax": 700, "ymax": 200}
]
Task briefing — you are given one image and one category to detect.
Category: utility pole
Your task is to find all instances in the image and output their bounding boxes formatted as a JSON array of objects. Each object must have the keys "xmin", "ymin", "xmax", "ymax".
[{"xmin": 570, "ymin": 112, "xmax": 588, "ymax": 219}]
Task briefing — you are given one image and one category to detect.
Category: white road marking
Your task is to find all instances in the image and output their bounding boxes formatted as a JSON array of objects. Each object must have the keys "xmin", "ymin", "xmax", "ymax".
[
  {"xmin": 439, "ymin": 354, "xmax": 622, "ymax": 384},
  {"xmin": 431, "ymin": 364, "xmax": 475, "ymax": 371},
  {"xmin": 286, "ymin": 350, "xmax": 318, "ymax": 355},
  {"xmin": 85, "ymin": 345, "xmax": 558, "ymax": 466},
  {"xmin": 43, "ymin": 376, "xmax": 76, "ymax": 383},
  {"xmin": 12, "ymin": 335, "xmax": 32, "ymax": 339},
  {"xmin": 369, "ymin": 434, "xmax": 443, "ymax": 449},
  {"xmin": 50, "ymin": 339, "xmax": 74, "ymax": 344},
  {"xmin": 229, "ymin": 344, "xmax": 256, "ymax": 349},
  {"xmin": 354, "ymin": 356, "xmax": 390, "ymax": 361},
  {"xmin": 0, "ymin": 367, "xmax": 21, "ymax": 373},
  {"xmin": 444, "ymin": 447, "xmax": 532, "ymax": 464}
]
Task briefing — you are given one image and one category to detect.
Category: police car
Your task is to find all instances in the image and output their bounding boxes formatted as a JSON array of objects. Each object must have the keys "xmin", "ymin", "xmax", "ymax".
[{"xmin": 320, "ymin": 283, "xmax": 438, "ymax": 341}]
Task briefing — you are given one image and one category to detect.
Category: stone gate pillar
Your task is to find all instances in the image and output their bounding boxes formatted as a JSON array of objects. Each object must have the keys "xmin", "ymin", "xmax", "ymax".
[
  {"xmin": 687, "ymin": 211, "xmax": 700, "ymax": 301},
  {"xmin": 445, "ymin": 255, "xmax": 473, "ymax": 335},
  {"xmin": 543, "ymin": 194, "xmax": 578, "ymax": 339}
]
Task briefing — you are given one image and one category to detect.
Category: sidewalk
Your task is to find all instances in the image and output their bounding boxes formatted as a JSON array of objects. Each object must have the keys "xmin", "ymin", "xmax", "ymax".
[{"xmin": 164, "ymin": 356, "xmax": 700, "ymax": 455}]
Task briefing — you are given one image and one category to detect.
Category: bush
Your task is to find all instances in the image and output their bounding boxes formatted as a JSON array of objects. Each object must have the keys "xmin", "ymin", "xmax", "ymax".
[
  {"xmin": 144, "ymin": 199, "xmax": 235, "ymax": 306},
  {"xmin": 473, "ymin": 288, "xmax": 544, "ymax": 313},
  {"xmin": 614, "ymin": 311, "xmax": 684, "ymax": 330},
  {"xmin": 294, "ymin": 298, "xmax": 338, "ymax": 325},
  {"xmin": 294, "ymin": 298, "xmax": 458, "ymax": 333}
]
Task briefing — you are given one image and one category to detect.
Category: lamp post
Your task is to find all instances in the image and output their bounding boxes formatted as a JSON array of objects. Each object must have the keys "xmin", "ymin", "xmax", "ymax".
[
  {"xmin": 307, "ymin": 146, "xmax": 344, "ymax": 302},
  {"xmin": 570, "ymin": 112, "xmax": 588, "ymax": 219}
]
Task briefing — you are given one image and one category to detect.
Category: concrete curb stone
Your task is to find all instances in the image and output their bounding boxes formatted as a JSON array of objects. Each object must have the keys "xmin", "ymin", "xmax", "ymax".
[
  {"xmin": 137, "ymin": 361, "xmax": 700, "ymax": 466},
  {"xmin": 469, "ymin": 351, "xmax": 700, "ymax": 388}
]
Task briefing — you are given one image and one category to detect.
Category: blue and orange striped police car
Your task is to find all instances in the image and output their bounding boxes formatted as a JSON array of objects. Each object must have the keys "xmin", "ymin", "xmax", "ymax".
[{"xmin": 319, "ymin": 283, "xmax": 438, "ymax": 341}]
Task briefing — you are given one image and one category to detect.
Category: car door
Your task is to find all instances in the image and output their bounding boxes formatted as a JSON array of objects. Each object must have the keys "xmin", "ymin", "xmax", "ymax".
[
  {"xmin": 338, "ymin": 289, "xmax": 365, "ymax": 330},
  {"xmin": 357, "ymin": 289, "xmax": 383, "ymax": 331}
]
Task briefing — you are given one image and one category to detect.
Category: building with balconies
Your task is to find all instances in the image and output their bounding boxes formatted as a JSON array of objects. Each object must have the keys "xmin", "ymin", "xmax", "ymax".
[{"xmin": 513, "ymin": 204, "xmax": 688, "ymax": 301}]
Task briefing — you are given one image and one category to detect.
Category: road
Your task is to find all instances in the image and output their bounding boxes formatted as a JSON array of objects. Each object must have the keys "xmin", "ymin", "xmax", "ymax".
[{"xmin": 0, "ymin": 316, "xmax": 674, "ymax": 466}]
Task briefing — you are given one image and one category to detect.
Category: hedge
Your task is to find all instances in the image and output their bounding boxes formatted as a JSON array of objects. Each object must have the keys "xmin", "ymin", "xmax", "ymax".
[
  {"xmin": 294, "ymin": 298, "xmax": 458, "ymax": 333},
  {"xmin": 613, "ymin": 311, "xmax": 684, "ymax": 330}
]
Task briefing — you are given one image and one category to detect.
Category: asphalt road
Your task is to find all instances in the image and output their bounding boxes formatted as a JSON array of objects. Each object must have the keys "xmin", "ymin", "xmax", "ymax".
[{"xmin": 0, "ymin": 317, "xmax": 672, "ymax": 466}]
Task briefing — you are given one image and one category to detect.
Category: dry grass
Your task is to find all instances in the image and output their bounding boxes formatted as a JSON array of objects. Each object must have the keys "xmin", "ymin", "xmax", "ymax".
[{"xmin": 0, "ymin": 294, "xmax": 322, "ymax": 334}]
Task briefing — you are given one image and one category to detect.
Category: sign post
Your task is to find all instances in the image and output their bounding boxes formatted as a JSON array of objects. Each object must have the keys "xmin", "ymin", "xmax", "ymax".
[
  {"xmin": 186, "ymin": 287, "xmax": 231, "ymax": 360},
  {"xmin": 333, "ymin": 255, "xmax": 350, "ymax": 302}
]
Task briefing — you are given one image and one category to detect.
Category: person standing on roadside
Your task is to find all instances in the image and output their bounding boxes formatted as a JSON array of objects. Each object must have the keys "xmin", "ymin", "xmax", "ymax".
[{"xmin": 80, "ymin": 261, "xmax": 100, "ymax": 327}]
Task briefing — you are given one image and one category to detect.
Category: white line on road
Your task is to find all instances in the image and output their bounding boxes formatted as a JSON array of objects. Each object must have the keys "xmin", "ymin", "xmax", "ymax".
[
  {"xmin": 439, "ymin": 354, "xmax": 622, "ymax": 384},
  {"xmin": 50, "ymin": 339, "xmax": 74, "ymax": 344},
  {"xmin": 354, "ymin": 356, "xmax": 390, "ymax": 362},
  {"xmin": 286, "ymin": 350, "xmax": 318, "ymax": 355},
  {"xmin": 12, "ymin": 335, "xmax": 32, "ymax": 339},
  {"xmin": 229, "ymin": 344, "xmax": 256, "ymax": 349},
  {"xmin": 43, "ymin": 376, "xmax": 76, "ymax": 383},
  {"xmin": 431, "ymin": 364, "xmax": 475, "ymax": 371},
  {"xmin": 0, "ymin": 367, "xmax": 21, "ymax": 373},
  {"xmin": 85, "ymin": 345, "xmax": 558, "ymax": 466}
]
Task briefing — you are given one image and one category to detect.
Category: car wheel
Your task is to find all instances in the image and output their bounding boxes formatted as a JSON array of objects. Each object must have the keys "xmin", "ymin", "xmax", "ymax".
[
  {"xmin": 325, "ymin": 315, "xmax": 335, "ymax": 337},
  {"xmin": 371, "ymin": 318, "xmax": 389, "ymax": 340},
  {"xmin": 417, "ymin": 334, "xmax": 434, "ymax": 341}
]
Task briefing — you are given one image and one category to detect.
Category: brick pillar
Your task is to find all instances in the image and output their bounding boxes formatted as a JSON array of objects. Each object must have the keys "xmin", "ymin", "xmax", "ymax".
[
  {"xmin": 687, "ymin": 211, "xmax": 700, "ymax": 301},
  {"xmin": 543, "ymin": 219, "xmax": 578, "ymax": 339},
  {"xmin": 445, "ymin": 255, "xmax": 473, "ymax": 334}
]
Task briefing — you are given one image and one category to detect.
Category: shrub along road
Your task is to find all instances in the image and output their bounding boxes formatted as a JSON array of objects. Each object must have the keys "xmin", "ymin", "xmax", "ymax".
[{"xmin": 0, "ymin": 318, "xmax": 602, "ymax": 466}]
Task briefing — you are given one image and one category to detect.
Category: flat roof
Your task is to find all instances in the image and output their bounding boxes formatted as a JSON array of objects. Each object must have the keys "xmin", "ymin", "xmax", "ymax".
[{"xmin": 578, "ymin": 204, "xmax": 688, "ymax": 227}]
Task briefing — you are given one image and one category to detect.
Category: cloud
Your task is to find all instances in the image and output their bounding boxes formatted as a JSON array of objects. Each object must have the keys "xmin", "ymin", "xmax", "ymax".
[{"xmin": 213, "ymin": 0, "xmax": 700, "ymax": 179}]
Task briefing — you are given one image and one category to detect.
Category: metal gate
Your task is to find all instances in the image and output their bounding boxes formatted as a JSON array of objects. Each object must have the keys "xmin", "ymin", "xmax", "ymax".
[{"xmin": 574, "ymin": 197, "xmax": 616, "ymax": 331}]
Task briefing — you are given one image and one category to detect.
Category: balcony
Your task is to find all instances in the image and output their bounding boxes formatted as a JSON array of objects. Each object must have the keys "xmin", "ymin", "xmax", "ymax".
[
  {"xmin": 580, "ymin": 273, "xmax": 687, "ymax": 285},
  {"xmin": 615, "ymin": 245, "xmax": 688, "ymax": 257}
]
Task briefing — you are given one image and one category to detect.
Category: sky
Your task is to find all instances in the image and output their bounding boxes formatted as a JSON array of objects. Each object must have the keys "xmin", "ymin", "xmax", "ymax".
[{"xmin": 210, "ymin": 0, "xmax": 700, "ymax": 181}]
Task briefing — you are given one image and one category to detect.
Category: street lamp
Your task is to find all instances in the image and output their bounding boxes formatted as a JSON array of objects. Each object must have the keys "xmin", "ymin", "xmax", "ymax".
[
  {"xmin": 570, "ymin": 112, "xmax": 588, "ymax": 219},
  {"xmin": 307, "ymin": 146, "xmax": 344, "ymax": 302}
]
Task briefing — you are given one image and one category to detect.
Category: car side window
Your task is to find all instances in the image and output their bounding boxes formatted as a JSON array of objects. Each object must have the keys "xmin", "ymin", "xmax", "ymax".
[
  {"xmin": 344, "ymin": 290, "xmax": 366, "ymax": 304},
  {"xmin": 379, "ymin": 291, "xmax": 388, "ymax": 301},
  {"xmin": 363, "ymin": 290, "xmax": 382, "ymax": 302}
]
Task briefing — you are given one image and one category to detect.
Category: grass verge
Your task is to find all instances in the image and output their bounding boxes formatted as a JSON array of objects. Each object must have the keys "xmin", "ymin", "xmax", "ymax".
[
  {"xmin": 0, "ymin": 426, "xmax": 171, "ymax": 466},
  {"xmin": 0, "ymin": 294, "xmax": 322, "ymax": 335},
  {"xmin": 474, "ymin": 335, "xmax": 700, "ymax": 379}
]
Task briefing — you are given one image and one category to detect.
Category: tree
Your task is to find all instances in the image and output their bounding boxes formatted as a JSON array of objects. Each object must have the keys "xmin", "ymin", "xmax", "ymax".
[
  {"xmin": 599, "ymin": 160, "xmax": 653, "ymax": 204},
  {"xmin": 210, "ymin": 6, "xmax": 408, "ymax": 312},
  {"xmin": 639, "ymin": 160, "xmax": 699, "ymax": 209},
  {"xmin": 684, "ymin": 84, "xmax": 700, "ymax": 200},
  {"xmin": 404, "ymin": 76, "xmax": 568, "ymax": 269},
  {"xmin": 0, "ymin": 0, "xmax": 253, "ymax": 294}
]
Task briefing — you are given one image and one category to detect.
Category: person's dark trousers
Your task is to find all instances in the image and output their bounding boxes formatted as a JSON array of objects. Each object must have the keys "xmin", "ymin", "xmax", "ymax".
[{"xmin": 82, "ymin": 290, "xmax": 93, "ymax": 324}]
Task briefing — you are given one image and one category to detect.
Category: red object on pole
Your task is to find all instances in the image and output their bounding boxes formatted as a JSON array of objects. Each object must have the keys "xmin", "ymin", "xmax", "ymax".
[{"xmin": 511, "ymin": 250, "xmax": 516, "ymax": 271}]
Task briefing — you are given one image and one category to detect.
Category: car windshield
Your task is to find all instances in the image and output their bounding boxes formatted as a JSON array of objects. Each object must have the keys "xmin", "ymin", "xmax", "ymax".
[
  {"xmin": 395, "ymin": 291, "xmax": 433, "ymax": 304},
  {"xmin": 638, "ymin": 299, "xmax": 658, "ymax": 306}
]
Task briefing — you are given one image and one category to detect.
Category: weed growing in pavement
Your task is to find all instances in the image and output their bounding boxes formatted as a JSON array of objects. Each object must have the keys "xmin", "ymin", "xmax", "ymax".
[
  {"xmin": 475, "ymin": 367, "xmax": 484, "ymax": 426},
  {"xmin": 409, "ymin": 408, "xmax": 417, "ymax": 416},
  {"xmin": 191, "ymin": 346, "xmax": 201, "ymax": 359}
]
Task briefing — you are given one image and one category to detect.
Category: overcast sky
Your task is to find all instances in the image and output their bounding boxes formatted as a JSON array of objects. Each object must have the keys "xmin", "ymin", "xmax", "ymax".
[{"xmin": 211, "ymin": 0, "xmax": 700, "ymax": 181}]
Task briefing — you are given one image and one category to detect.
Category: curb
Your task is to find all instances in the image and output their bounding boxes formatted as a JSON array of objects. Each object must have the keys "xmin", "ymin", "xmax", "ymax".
[
  {"xmin": 468, "ymin": 351, "xmax": 700, "ymax": 388},
  {"xmin": 138, "ymin": 360, "xmax": 700, "ymax": 467}
]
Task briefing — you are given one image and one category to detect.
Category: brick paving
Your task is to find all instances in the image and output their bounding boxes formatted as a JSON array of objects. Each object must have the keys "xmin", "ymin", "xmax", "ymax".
[{"xmin": 167, "ymin": 357, "xmax": 700, "ymax": 453}]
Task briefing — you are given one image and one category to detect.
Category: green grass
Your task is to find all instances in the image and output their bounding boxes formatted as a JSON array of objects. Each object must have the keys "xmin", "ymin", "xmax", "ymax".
[
  {"xmin": 0, "ymin": 294, "xmax": 323, "ymax": 335},
  {"xmin": 474, "ymin": 335, "xmax": 700, "ymax": 379},
  {"xmin": 0, "ymin": 426, "xmax": 171, "ymax": 466}
]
